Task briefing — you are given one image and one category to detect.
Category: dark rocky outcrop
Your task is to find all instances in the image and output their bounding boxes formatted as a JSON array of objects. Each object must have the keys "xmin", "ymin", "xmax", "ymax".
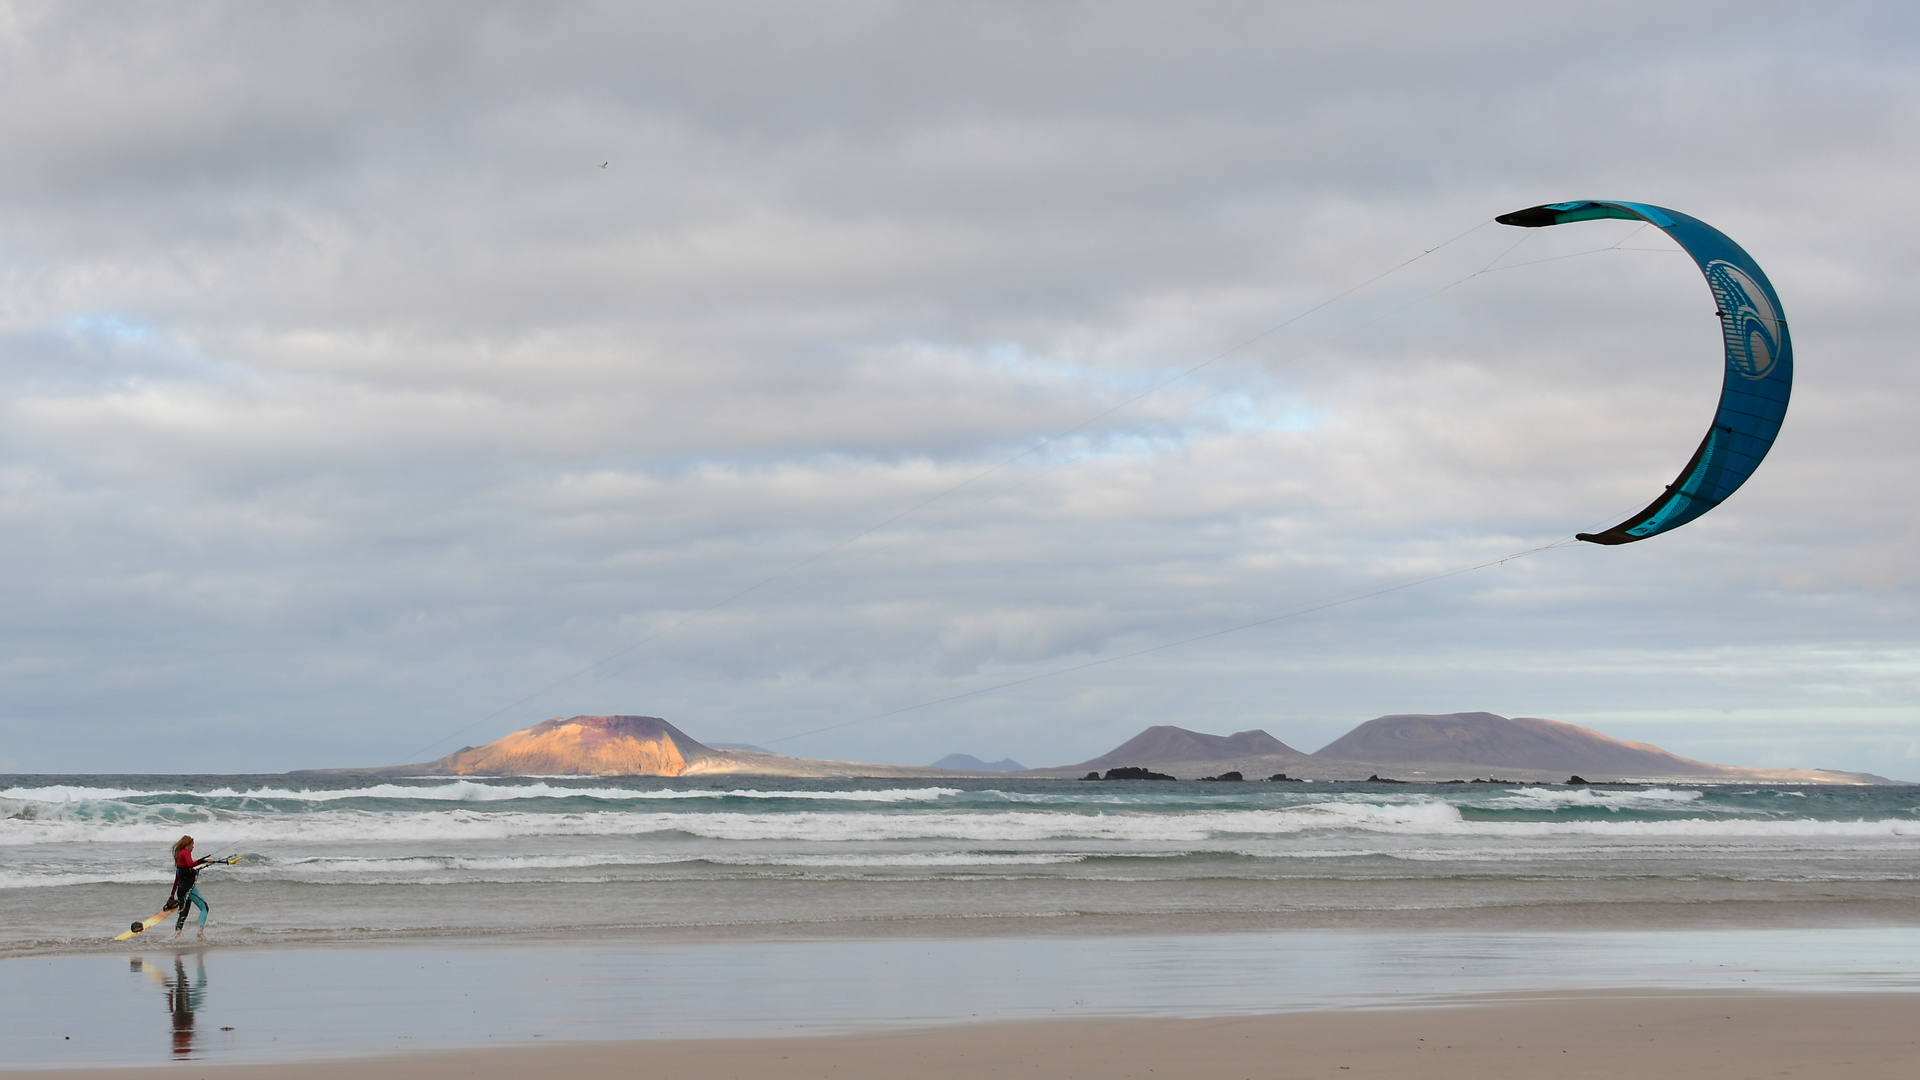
[
  {"xmin": 1099, "ymin": 767, "xmax": 1177, "ymax": 781},
  {"xmin": 1198, "ymin": 771, "xmax": 1244, "ymax": 782}
]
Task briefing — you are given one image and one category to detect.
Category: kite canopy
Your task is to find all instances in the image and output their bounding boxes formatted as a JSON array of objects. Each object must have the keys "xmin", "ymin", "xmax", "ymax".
[{"xmin": 1496, "ymin": 201, "xmax": 1792, "ymax": 545}]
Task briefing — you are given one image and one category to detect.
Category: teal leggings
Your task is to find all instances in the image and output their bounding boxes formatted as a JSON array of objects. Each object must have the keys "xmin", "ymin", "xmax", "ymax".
[{"xmin": 173, "ymin": 887, "xmax": 207, "ymax": 931}]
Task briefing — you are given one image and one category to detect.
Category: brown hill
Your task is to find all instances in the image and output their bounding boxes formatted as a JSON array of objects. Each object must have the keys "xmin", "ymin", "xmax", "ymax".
[
  {"xmin": 312, "ymin": 714, "xmax": 965, "ymax": 778},
  {"xmin": 1312, "ymin": 712, "xmax": 1717, "ymax": 775},
  {"xmin": 1029, "ymin": 714, "xmax": 1895, "ymax": 784},
  {"xmin": 1028, "ymin": 725, "xmax": 1310, "ymax": 779},
  {"xmin": 408, "ymin": 715, "xmax": 716, "ymax": 776}
]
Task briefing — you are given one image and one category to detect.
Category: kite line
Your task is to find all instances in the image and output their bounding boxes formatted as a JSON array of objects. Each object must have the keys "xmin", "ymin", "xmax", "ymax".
[
  {"xmin": 406, "ymin": 216, "xmax": 1507, "ymax": 759},
  {"xmin": 764, "ymin": 536, "xmax": 1582, "ymax": 746}
]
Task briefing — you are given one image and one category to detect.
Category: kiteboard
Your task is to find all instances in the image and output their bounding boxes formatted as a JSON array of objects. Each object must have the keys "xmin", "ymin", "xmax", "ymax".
[{"xmin": 115, "ymin": 903, "xmax": 179, "ymax": 941}]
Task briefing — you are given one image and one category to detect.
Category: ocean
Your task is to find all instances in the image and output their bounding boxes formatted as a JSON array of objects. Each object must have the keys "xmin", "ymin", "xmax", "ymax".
[{"xmin": 6, "ymin": 774, "xmax": 1919, "ymax": 954}]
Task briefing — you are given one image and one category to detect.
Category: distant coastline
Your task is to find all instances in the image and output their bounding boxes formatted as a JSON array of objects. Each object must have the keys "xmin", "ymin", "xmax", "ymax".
[{"xmin": 302, "ymin": 711, "xmax": 1900, "ymax": 785}]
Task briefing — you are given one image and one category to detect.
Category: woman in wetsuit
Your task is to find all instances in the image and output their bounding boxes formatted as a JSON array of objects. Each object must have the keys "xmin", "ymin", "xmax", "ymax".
[{"xmin": 169, "ymin": 835, "xmax": 212, "ymax": 939}]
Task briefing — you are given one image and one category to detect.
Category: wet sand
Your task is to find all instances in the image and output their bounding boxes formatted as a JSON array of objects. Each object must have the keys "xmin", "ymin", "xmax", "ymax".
[
  {"xmin": 11, "ymin": 928, "xmax": 1920, "ymax": 1069},
  {"xmin": 13, "ymin": 991, "xmax": 1920, "ymax": 1079}
]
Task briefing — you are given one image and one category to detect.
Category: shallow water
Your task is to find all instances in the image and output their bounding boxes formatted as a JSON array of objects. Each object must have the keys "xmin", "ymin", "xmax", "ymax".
[
  {"xmin": 9, "ymin": 928, "xmax": 1920, "ymax": 1067},
  {"xmin": 5, "ymin": 775, "xmax": 1919, "ymax": 953}
]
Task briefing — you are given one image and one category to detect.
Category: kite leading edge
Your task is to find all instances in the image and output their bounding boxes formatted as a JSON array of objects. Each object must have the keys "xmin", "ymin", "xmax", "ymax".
[{"xmin": 1495, "ymin": 201, "xmax": 1792, "ymax": 545}]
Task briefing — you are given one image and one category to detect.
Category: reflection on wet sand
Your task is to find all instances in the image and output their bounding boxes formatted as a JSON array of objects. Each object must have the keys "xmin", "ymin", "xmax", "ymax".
[
  {"xmin": 132, "ymin": 953, "xmax": 205, "ymax": 1057},
  {"xmin": 11, "ymin": 930, "xmax": 1913, "ymax": 1069}
]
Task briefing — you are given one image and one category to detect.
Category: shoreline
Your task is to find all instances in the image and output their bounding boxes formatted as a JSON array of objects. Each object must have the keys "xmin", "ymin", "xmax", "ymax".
[
  {"xmin": 16, "ymin": 901, "xmax": 1920, "ymax": 962},
  {"xmin": 11, "ymin": 990, "xmax": 1920, "ymax": 1078},
  {"xmin": 15, "ymin": 894, "xmax": 1920, "ymax": 961}
]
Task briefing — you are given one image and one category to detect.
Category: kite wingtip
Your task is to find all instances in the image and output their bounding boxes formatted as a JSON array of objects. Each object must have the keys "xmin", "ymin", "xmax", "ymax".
[{"xmin": 1495, "ymin": 206, "xmax": 1562, "ymax": 228}]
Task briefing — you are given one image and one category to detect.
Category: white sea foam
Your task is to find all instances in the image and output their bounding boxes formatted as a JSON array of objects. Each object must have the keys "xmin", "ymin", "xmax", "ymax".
[
  {"xmin": 1, "ymin": 785, "xmax": 188, "ymax": 803},
  {"xmin": 278, "ymin": 853, "xmax": 645, "ymax": 874},
  {"xmin": 1, "ymin": 851, "xmax": 1101, "ymax": 890},
  {"xmin": 7, "ymin": 797, "xmax": 1919, "ymax": 849},
  {"xmin": 1484, "ymin": 787, "xmax": 1706, "ymax": 810},
  {"xmin": 0, "ymin": 869, "xmax": 174, "ymax": 890},
  {"xmin": 275, "ymin": 850, "xmax": 1090, "ymax": 875}
]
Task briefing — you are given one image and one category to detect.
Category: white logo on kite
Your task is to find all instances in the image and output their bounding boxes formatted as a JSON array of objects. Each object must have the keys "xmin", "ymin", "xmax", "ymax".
[{"xmin": 1705, "ymin": 260, "xmax": 1782, "ymax": 379}]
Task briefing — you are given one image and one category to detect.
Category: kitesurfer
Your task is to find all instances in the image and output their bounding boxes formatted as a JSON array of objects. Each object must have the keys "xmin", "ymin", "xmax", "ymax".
[{"xmin": 168, "ymin": 835, "xmax": 213, "ymax": 940}]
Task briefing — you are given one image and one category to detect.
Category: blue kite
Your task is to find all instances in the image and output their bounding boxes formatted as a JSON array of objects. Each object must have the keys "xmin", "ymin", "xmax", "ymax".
[{"xmin": 1496, "ymin": 201, "xmax": 1792, "ymax": 545}]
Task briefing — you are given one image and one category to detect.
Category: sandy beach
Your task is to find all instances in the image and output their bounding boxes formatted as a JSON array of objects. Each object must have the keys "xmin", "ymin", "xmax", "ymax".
[{"xmin": 12, "ymin": 991, "xmax": 1917, "ymax": 1079}]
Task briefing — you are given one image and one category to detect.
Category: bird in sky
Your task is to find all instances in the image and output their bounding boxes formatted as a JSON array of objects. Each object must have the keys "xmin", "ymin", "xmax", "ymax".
[{"xmin": 599, "ymin": 161, "xmax": 608, "ymax": 168}]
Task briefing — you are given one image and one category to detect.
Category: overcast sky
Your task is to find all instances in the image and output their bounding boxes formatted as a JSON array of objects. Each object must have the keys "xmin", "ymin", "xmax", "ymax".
[{"xmin": 3, "ymin": 1, "xmax": 1917, "ymax": 776}]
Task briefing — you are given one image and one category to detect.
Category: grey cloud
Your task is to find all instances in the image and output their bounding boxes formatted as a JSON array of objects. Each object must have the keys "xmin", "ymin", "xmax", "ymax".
[{"xmin": 1, "ymin": 2, "xmax": 1917, "ymax": 775}]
